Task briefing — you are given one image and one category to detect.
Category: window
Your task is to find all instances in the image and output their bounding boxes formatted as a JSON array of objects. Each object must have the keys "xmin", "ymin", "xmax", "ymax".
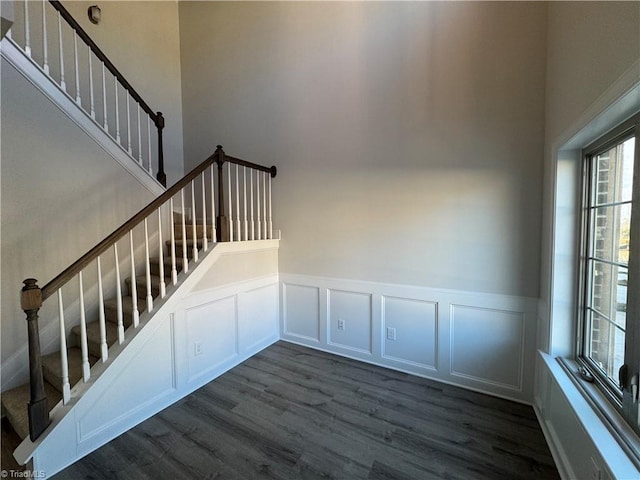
[{"xmin": 579, "ymin": 112, "xmax": 639, "ymax": 434}]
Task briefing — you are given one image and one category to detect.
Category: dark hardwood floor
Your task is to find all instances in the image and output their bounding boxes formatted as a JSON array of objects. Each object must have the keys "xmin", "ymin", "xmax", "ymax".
[{"xmin": 53, "ymin": 341, "xmax": 559, "ymax": 479}]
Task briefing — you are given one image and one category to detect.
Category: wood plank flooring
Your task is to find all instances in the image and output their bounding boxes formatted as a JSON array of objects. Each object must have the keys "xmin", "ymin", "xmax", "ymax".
[{"xmin": 53, "ymin": 341, "xmax": 559, "ymax": 479}]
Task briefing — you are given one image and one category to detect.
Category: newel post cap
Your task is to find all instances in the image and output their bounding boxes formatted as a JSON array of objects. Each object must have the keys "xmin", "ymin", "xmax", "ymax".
[{"xmin": 21, "ymin": 278, "xmax": 42, "ymax": 311}]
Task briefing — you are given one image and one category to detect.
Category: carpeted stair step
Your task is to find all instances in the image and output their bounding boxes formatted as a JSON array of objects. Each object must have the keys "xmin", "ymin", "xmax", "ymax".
[
  {"xmin": 1, "ymin": 382, "xmax": 62, "ymax": 440},
  {"xmin": 103, "ymin": 295, "xmax": 147, "ymax": 327},
  {"xmin": 149, "ymin": 256, "xmax": 183, "ymax": 278},
  {"xmin": 125, "ymin": 274, "xmax": 163, "ymax": 300},
  {"xmin": 165, "ymin": 239, "xmax": 204, "ymax": 259},
  {"xmin": 42, "ymin": 347, "xmax": 99, "ymax": 394},
  {"xmin": 174, "ymin": 222, "xmax": 214, "ymax": 241},
  {"xmin": 71, "ymin": 320, "xmax": 119, "ymax": 358}
]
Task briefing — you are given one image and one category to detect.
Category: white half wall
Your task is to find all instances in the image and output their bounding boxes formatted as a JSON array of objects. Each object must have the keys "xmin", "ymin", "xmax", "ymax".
[{"xmin": 281, "ymin": 273, "xmax": 537, "ymax": 404}]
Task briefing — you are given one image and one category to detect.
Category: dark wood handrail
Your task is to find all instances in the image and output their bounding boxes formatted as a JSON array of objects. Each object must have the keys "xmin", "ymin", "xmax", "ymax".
[
  {"xmin": 48, "ymin": 1, "xmax": 158, "ymax": 124},
  {"xmin": 226, "ymin": 156, "xmax": 278, "ymax": 178},
  {"xmin": 40, "ymin": 147, "xmax": 277, "ymax": 300}
]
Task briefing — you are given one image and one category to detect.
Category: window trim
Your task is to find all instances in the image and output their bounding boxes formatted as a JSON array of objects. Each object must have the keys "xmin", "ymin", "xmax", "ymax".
[{"xmin": 576, "ymin": 112, "xmax": 640, "ymax": 443}]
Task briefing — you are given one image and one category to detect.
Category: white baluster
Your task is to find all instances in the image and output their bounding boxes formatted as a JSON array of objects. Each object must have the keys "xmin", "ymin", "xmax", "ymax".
[
  {"xmin": 24, "ymin": 1, "xmax": 31, "ymax": 57},
  {"xmin": 57, "ymin": 12, "xmax": 65, "ymax": 91},
  {"xmin": 73, "ymin": 33, "xmax": 81, "ymax": 105},
  {"xmin": 201, "ymin": 174, "xmax": 208, "ymax": 252},
  {"xmin": 57, "ymin": 289, "xmax": 71, "ymax": 404},
  {"xmin": 228, "ymin": 164, "xmax": 233, "ymax": 241},
  {"xmin": 147, "ymin": 117, "xmax": 153, "ymax": 174},
  {"xmin": 235, "ymin": 164, "xmax": 241, "ymax": 241},
  {"xmin": 137, "ymin": 105, "xmax": 142, "ymax": 164},
  {"xmin": 42, "ymin": 0, "xmax": 49, "ymax": 74},
  {"xmin": 114, "ymin": 78, "xmax": 121, "ymax": 143},
  {"xmin": 243, "ymin": 167, "xmax": 248, "ymax": 241},
  {"xmin": 191, "ymin": 180, "xmax": 198, "ymax": 262},
  {"xmin": 126, "ymin": 94, "xmax": 132, "ymax": 154},
  {"xmin": 257, "ymin": 169, "xmax": 261, "ymax": 240},
  {"xmin": 170, "ymin": 198, "xmax": 178, "ymax": 285},
  {"xmin": 211, "ymin": 166, "xmax": 217, "ymax": 243},
  {"xmin": 181, "ymin": 190, "xmax": 188, "ymax": 273},
  {"xmin": 129, "ymin": 231, "xmax": 139, "ymax": 328},
  {"xmin": 250, "ymin": 168, "xmax": 255, "ymax": 240},
  {"xmin": 263, "ymin": 172, "xmax": 267, "ymax": 239},
  {"xmin": 144, "ymin": 218, "xmax": 153, "ymax": 312},
  {"xmin": 78, "ymin": 271, "xmax": 90, "ymax": 382},
  {"xmin": 114, "ymin": 243, "xmax": 124, "ymax": 343},
  {"xmin": 97, "ymin": 256, "xmax": 108, "ymax": 362},
  {"xmin": 158, "ymin": 209, "xmax": 166, "ymax": 298},
  {"xmin": 268, "ymin": 173, "xmax": 273, "ymax": 239},
  {"xmin": 88, "ymin": 50, "xmax": 95, "ymax": 119},
  {"xmin": 101, "ymin": 64, "xmax": 108, "ymax": 130}
]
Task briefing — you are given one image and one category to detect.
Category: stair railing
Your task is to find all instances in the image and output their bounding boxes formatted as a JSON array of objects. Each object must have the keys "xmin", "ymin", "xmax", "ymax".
[
  {"xmin": 6, "ymin": 0, "xmax": 166, "ymax": 185},
  {"xmin": 20, "ymin": 146, "xmax": 277, "ymax": 441}
]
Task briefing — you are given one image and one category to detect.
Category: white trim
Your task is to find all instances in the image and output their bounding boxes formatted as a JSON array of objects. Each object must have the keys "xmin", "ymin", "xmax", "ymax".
[{"xmin": 535, "ymin": 351, "xmax": 639, "ymax": 480}]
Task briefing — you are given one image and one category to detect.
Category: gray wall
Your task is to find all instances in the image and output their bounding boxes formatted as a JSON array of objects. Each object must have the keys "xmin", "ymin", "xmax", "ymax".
[
  {"xmin": 1, "ymin": 0, "xmax": 185, "ymax": 389},
  {"xmin": 61, "ymin": 0, "xmax": 185, "ymax": 185},
  {"xmin": 0, "ymin": 59, "xmax": 157, "ymax": 387},
  {"xmin": 540, "ymin": 0, "xmax": 640, "ymax": 354},
  {"xmin": 178, "ymin": 1, "xmax": 547, "ymax": 298}
]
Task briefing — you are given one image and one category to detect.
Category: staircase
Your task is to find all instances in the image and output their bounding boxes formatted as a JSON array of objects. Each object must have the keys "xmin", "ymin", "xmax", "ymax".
[
  {"xmin": 1, "ymin": 215, "xmax": 205, "ymax": 442},
  {"xmin": 2, "ymin": 3, "xmax": 279, "ymax": 475}
]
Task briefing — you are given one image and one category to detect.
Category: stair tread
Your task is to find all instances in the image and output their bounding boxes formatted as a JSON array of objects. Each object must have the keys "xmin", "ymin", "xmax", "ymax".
[
  {"xmin": 1, "ymin": 382, "xmax": 62, "ymax": 440},
  {"xmin": 71, "ymin": 320, "xmax": 119, "ymax": 352},
  {"xmin": 104, "ymin": 295, "xmax": 146, "ymax": 318},
  {"xmin": 126, "ymin": 274, "xmax": 164, "ymax": 286},
  {"xmin": 42, "ymin": 347, "xmax": 99, "ymax": 393}
]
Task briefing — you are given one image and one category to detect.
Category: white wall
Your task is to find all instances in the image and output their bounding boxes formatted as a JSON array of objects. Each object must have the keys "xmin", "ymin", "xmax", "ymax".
[
  {"xmin": 1, "ymin": 0, "xmax": 185, "ymax": 390},
  {"xmin": 0, "ymin": 57, "xmax": 159, "ymax": 389},
  {"xmin": 60, "ymin": 0, "xmax": 185, "ymax": 185},
  {"xmin": 178, "ymin": 1, "xmax": 547, "ymax": 299},
  {"xmin": 178, "ymin": 1, "xmax": 547, "ymax": 404},
  {"xmin": 537, "ymin": 2, "xmax": 640, "ymax": 477}
]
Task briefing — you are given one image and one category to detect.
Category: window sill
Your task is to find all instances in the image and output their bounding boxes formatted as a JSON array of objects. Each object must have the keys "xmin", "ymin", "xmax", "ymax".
[{"xmin": 556, "ymin": 356, "xmax": 640, "ymax": 472}]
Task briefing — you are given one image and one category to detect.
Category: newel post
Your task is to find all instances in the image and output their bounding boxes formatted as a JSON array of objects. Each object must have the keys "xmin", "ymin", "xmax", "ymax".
[
  {"xmin": 215, "ymin": 145, "xmax": 230, "ymax": 242},
  {"xmin": 21, "ymin": 278, "xmax": 50, "ymax": 441},
  {"xmin": 156, "ymin": 112, "xmax": 166, "ymax": 187}
]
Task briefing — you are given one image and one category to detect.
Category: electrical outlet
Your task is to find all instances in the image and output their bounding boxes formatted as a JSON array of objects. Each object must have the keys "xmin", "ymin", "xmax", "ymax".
[
  {"xmin": 194, "ymin": 341, "xmax": 203, "ymax": 356},
  {"xmin": 386, "ymin": 327, "xmax": 396, "ymax": 341},
  {"xmin": 338, "ymin": 319, "xmax": 345, "ymax": 331}
]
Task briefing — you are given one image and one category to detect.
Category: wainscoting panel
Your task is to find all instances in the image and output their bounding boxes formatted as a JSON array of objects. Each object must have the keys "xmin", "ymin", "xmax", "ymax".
[
  {"xmin": 327, "ymin": 289, "xmax": 373, "ymax": 355},
  {"xmin": 77, "ymin": 316, "xmax": 176, "ymax": 443},
  {"xmin": 240, "ymin": 283, "xmax": 279, "ymax": 352},
  {"xmin": 382, "ymin": 296, "xmax": 438, "ymax": 370},
  {"xmin": 280, "ymin": 273, "xmax": 537, "ymax": 403},
  {"xmin": 282, "ymin": 283, "xmax": 321, "ymax": 342},
  {"xmin": 450, "ymin": 304, "xmax": 524, "ymax": 391},
  {"xmin": 186, "ymin": 296, "xmax": 238, "ymax": 384}
]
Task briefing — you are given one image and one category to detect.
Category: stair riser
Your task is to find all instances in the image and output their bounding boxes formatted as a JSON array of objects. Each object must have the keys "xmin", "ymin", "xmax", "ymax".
[
  {"xmin": 125, "ymin": 280, "xmax": 162, "ymax": 300},
  {"xmin": 104, "ymin": 306, "xmax": 136, "ymax": 327},
  {"xmin": 166, "ymin": 245, "xmax": 201, "ymax": 260},
  {"xmin": 149, "ymin": 261, "xmax": 182, "ymax": 278},
  {"xmin": 174, "ymin": 225, "xmax": 214, "ymax": 241}
]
